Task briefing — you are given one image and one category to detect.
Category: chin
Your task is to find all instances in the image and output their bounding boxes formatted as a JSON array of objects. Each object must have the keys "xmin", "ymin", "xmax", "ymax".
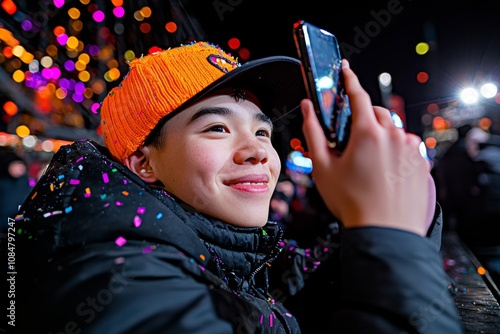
[{"xmin": 227, "ymin": 213, "xmax": 268, "ymax": 228}]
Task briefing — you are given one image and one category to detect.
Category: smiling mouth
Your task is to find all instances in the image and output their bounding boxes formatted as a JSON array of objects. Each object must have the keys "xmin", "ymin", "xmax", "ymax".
[
  {"xmin": 227, "ymin": 181, "xmax": 269, "ymax": 193},
  {"xmin": 237, "ymin": 181, "xmax": 265, "ymax": 186}
]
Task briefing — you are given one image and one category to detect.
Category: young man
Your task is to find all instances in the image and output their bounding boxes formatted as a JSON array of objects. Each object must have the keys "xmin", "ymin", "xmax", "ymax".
[{"xmin": 8, "ymin": 41, "xmax": 462, "ymax": 333}]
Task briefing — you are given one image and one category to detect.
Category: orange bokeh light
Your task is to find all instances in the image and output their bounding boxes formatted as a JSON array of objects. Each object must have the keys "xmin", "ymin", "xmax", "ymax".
[
  {"xmin": 165, "ymin": 22, "xmax": 177, "ymax": 33},
  {"xmin": 3, "ymin": 101, "xmax": 18, "ymax": 116},
  {"xmin": 425, "ymin": 136, "xmax": 437, "ymax": 149},
  {"xmin": 1, "ymin": 0, "xmax": 17, "ymax": 15},
  {"xmin": 290, "ymin": 138, "xmax": 302, "ymax": 150}
]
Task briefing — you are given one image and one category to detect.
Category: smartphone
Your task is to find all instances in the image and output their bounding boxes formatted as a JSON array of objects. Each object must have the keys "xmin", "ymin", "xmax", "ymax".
[{"xmin": 293, "ymin": 20, "xmax": 352, "ymax": 152}]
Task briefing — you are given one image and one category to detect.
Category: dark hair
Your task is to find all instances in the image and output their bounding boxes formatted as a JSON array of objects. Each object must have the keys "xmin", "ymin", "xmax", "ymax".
[{"xmin": 143, "ymin": 115, "xmax": 169, "ymax": 149}]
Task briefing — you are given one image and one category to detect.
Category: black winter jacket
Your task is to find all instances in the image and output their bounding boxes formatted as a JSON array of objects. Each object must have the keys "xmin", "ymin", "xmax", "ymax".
[{"xmin": 3, "ymin": 139, "xmax": 462, "ymax": 333}]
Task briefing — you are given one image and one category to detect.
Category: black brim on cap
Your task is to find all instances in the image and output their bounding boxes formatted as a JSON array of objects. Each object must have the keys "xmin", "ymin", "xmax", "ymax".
[{"xmin": 179, "ymin": 56, "xmax": 307, "ymax": 123}]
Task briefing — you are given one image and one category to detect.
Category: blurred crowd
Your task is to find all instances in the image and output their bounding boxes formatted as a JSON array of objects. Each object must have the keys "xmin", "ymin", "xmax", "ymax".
[{"xmin": 433, "ymin": 122, "xmax": 500, "ymax": 287}]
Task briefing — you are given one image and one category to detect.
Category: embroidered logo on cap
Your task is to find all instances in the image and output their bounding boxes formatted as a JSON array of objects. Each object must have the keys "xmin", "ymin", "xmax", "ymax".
[{"xmin": 207, "ymin": 54, "xmax": 239, "ymax": 73}]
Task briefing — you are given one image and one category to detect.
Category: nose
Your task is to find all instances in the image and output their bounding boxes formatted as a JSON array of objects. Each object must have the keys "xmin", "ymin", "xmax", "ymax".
[{"xmin": 233, "ymin": 137, "xmax": 269, "ymax": 165}]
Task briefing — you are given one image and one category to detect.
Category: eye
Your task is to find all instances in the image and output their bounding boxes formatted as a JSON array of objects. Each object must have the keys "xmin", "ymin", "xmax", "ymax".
[
  {"xmin": 256, "ymin": 129, "xmax": 271, "ymax": 138},
  {"xmin": 206, "ymin": 124, "xmax": 228, "ymax": 133}
]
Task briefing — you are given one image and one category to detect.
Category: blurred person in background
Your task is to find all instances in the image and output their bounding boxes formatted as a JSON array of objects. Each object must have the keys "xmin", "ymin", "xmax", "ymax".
[{"xmin": 0, "ymin": 148, "xmax": 32, "ymax": 234}]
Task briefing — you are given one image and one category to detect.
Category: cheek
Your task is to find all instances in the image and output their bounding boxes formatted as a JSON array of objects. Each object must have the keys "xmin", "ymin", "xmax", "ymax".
[
  {"xmin": 172, "ymin": 144, "xmax": 223, "ymax": 186},
  {"xmin": 269, "ymin": 149, "xmax": 281, "ymax": 178}
]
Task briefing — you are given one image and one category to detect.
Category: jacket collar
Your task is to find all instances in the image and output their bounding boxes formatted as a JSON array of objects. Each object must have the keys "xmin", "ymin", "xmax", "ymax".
[{"xmin": 175, "ymin": 199, "xmax": 284, "ymax": 285}]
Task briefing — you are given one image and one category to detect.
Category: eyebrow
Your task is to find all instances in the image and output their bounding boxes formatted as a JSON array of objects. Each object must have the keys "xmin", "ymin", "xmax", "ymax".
[{"xmin": 189, "ymin": 106, "xmax": 274, "ymax": 130}]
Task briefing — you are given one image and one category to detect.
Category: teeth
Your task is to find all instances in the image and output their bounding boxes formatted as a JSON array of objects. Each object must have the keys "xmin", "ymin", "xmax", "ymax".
[{"xmin": 239, "ymin": 182, "xmax": 264, "ymax": 185}]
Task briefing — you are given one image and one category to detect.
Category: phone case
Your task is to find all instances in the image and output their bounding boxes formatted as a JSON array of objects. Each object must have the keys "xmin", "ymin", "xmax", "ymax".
[{"xmin": 293, "ymin": 20, "xmax": 352, "ymax": 152}]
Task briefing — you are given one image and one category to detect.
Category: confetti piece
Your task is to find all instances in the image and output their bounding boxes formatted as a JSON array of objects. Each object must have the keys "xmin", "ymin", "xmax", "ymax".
[
  {"xmin": 115, "ymin": 236, "xmax": 127, "ymax": 247},
  {"xmin": 122, "ymin": 191, "xmax": 129, "ymax": 196},
  {"xmin": 115, "ymin": 201, "xmax": 123, "ymax": 206},
  {"xmin": 200, "ymin": 254, "xmax": 206, "ymax": 261},
  {"xmin": 58, "ymin": 175, "xmax": 64, "ymax": 179},
  {"xmin": 156, "ymin": 213, "xmax": 163, "ymax": 219},
  {"xmin": 123, "ymin": 179, "xmax": 127, "ymax": 185},
  {"xmin": 31, "ymin": 191, "xmax": 38, "ymax": 199},
  {"xmin": 133, "ymin": 215, "xmax": 141, "ymax": 227},
  {"xmin": 137, "ymin": 206, "xmax": 146, "ymax": 214},
  {"xmin": 76, "ymin": 157, "xmax": 84, "ymax": 163},
  {"xmin": 270, "ymin": 313, "xmax": 275, "ymax": 327},
  {"xmin": 78, "ymin": 165, "xmax": 83, "ymax": 170},
  {"xmin": 50, "ymin": 183, "xmax": 54, "ymax": 191},
  {"xmin": 102, "ymin": 173, "xmax": 109, "ymax": 183},
  {"xmin": 111, "ymin": 168, "xmax": 117, "ymax": 172},
  {"xmin": 142, "ymin": 246, "xmax": 153, "ymax": 253},
  {"xmin": 64, "ymin": 206, "xmax": 73, "ymax": 213},
  {"xmin": 43, "ymin": 210, "xmax": 63, "ymax": 218},
  {"xmin": 84, "ymin": 187, "xmax": 91, "ymax": 198},
  {"xmin": 100, "ymin": 194, "xmax": 107, "ymax": 200},
  {"xmin": 70, "ymin": 179, "xmax": 80, "ymax": 185}
]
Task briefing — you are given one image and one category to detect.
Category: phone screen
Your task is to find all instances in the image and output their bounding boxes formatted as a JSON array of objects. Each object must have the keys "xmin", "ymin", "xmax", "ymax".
[{"xmin": 293, "ymin": 20, "xmax": 352, "ymax": 151}]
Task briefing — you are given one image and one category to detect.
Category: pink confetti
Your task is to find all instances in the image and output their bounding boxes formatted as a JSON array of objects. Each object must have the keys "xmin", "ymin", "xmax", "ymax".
[
  {"xmin": 115, "ymin": 201, "xmax": 123, "ymax": 206},
  {"xmin": 137, "ymin": 206, "xmax": 146, "ymax": 214},
  {"xmin": 142, "ymin": 246, "xmax": 153, "ymax": 253},
  {"xmin": 69, "ymin": 179, "xmax": 80, "ymax": 185},
  {"xmin": 102, "ymin": 173, "xmax": 109, "ymax": 183},
  {"xmin": 270, "ymin": 313, "xmax": 275, "ymax": 327},
  {"xmin": 133, "ymin": 215, "xmax": 142, "ymax": 227},
  {"xmin": 115, "ymin": 236, "xmax": 127, "ymax": 247}
]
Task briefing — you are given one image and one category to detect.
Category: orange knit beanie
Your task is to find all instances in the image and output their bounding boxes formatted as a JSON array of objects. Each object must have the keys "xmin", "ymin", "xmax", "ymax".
[
  {"xmin": 100, "ymin": 41, "xmax": 240, "ymax": 161},
  {"xmin": 100, "ymin": 41, "xmax": 305, "ymax": 162}
]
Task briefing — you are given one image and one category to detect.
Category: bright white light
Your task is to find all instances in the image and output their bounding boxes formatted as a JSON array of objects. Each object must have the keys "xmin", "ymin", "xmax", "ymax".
[
  {"xmin": 317, "ymin": 76, "xmax": 333, "ymax": 89},
  {"xmin": 390, "ymin": 112, "xmax": 404, "ymax": 128},
  {"xmin": 460, "ymin": 87, "xmax": 479, "ymax": 104},
  {"xmin": 41, "ymin": 140, "xmax": 54, "ymax": 152},
  {"xmin": 419, "ymin": 141, "xmax": 428, "ymax": 159},
  {"xmin": 286, "ymin": 151, "xmax": 313, "ymax": 174},
  {"xmin": 292, "ymin": 155, "xmax": 313, "ymax": 169},
  {"xmin": 22, "ymin": 135, "xmax": 37, "ymax": 148},
  {"xmin": 480, "ymin": 83, "xmax": 497, "ymax": 98},
  {"xmin": 378, "ymin": 72, "xmax": 392, "ymax": 87}
]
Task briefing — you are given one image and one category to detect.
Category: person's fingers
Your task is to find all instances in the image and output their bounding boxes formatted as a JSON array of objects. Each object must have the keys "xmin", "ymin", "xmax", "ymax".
[
  {"xmin": 373, "ymin": 106, "xmax": 395, "ymax": 128},
  {"xmin": 406, "ymin": 132, "xmax": 432, "ymax": 172},
  {"xmin": 341, "ymin": 59, "xmax": 377, "ymax": 131},
  {"xmin": 425, "ymin": 173, "xmax": 437, "ymax": 230},
  {"xmin": 300, "ymin": 99, "xmax": 332, "ymax": 166}
]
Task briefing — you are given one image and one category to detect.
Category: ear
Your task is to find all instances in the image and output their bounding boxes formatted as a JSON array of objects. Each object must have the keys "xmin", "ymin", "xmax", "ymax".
[{"xmin": 124, "ymin": 147, "xmax": 159, "ymax": 184}]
